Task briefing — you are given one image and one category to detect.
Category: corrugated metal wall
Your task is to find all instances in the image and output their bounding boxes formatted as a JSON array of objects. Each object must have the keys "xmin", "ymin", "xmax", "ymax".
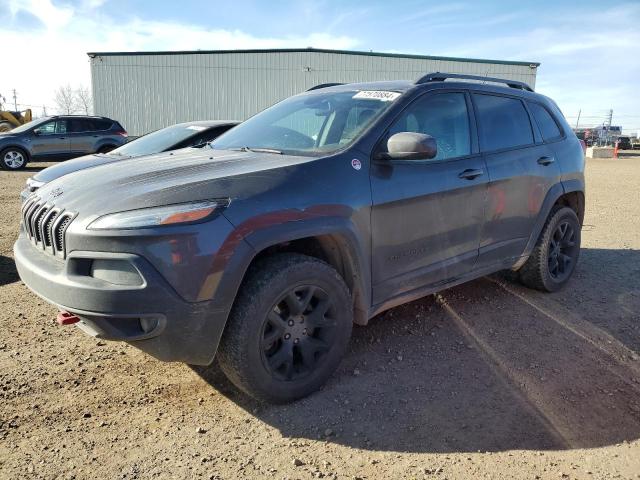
[{"xmin": 91, "ymin": 50, "xmax": 538, "ymax": 136}]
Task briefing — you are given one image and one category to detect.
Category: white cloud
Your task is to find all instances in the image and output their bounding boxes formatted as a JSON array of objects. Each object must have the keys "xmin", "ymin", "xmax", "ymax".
[{"xmin": 0, "ymin": 0, "xmax": 359, "ymax": 115}]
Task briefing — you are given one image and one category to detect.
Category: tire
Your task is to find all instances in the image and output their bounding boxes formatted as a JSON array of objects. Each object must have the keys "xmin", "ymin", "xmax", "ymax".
[
  {"xmin": 0, "ymin": 147, "xmax": 28, "ymax": 170},
  {"xmin": 217, "ymin": 253, "xmax": 353, "ymax": 403},
  {"xmin": 98, "ymin": 145, "xmax": 116, "ymax": 154},
  {"xmin": 0, "ymin": 122, "xmax": 13, "ymax": 132},
  {"xmin": 518, "ymin": 206, "xmax": 581, "ymax": 292}
]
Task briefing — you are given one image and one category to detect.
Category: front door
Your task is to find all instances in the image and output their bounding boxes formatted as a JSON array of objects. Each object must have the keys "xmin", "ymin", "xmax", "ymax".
[
  {"xmin": 370, "ymin": 91, "xmax": 487, "ymax": 305},
  {"xmin": 30, "ymin": 119, "xmax": 70, "ymax": 159}
]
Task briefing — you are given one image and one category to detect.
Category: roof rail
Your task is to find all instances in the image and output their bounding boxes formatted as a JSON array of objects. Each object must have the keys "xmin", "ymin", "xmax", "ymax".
[
  {"xmin": 306, "ymin": 83, "xmax": 344, "ymax": 91},
  {"xmin": 415, "ymin": 72, "xmax": 533, "ymax": 92}
]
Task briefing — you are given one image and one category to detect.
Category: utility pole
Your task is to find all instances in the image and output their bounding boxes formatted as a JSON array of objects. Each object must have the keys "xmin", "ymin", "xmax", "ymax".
[
  {"xmin": 575, "ymin": 109, "xmax": 581, "ymax": 129},
  {"xmin": 42, "ymin": 105, "xmax": 47, "ymax": 117},
  {"xmin": 12, "ymin": 89, "xmax": 17, "ymax": 111}
]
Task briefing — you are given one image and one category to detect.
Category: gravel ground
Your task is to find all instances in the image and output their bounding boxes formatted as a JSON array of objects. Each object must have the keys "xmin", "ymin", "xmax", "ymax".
[{"xmin": 1, "ymin": 158, "xmax": 639, "ymax": 480}]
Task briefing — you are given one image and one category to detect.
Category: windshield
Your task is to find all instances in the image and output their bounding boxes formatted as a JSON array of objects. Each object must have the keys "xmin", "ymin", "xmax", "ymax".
[
  {"xmin": 111, "ymin": 123, "xmax": 206, "ymax": 156},
  {"xmin": 7, "ymin": 117, "xmax": 50, "ymax": 134},
  {"xmin": 211, "ymin": 90, "xmax": 401, "ymax": 156}
]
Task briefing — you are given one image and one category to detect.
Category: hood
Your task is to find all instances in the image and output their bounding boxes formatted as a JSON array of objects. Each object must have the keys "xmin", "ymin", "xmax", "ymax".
[
  {"xmin": 33, "ymin": 147, "xmax": 314, "ymax": 217},
  {"xmin": 0, "ymin": 133, "xmax": 19, "ymax": 140},
  {"xmin": 33, "ymin": 153, "xmax": 129, "ymax": 183}
]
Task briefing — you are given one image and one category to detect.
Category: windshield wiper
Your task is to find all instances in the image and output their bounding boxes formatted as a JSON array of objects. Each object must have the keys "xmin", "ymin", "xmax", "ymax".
[{"xmin": 229, "ymin": 146, "xmax": 283, "ymax": 155}]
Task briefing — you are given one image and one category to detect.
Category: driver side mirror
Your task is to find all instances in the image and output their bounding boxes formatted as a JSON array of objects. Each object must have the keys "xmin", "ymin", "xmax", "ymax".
[
  {"xmin": 33, "ymin": 128, "xmax": 42, "ymax": 136},
  {"xmin": 375, "ymin": 132, "xmax": 437, "ymax": 161}
]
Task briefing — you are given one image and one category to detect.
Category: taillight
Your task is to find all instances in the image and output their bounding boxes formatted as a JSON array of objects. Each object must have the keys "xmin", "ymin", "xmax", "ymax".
[{"xmin": 115, "ymin": 130, "xmax": 128, "ymax": 137}]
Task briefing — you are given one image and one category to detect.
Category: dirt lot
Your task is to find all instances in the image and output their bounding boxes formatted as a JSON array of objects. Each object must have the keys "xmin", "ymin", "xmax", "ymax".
[{"xmin": 1, "ymin": 158, "xmax": 639, "ymax": 480}]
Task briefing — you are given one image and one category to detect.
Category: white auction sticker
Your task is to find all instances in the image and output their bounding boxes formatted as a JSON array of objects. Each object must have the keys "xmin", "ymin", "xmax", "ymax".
[
  {"xmin": 187, "ymin": 125, "xmax": 207, "ymax": 131},
  {"xmin": 353, "ymin": 90, "xmax": 401, "ymax": 102}
]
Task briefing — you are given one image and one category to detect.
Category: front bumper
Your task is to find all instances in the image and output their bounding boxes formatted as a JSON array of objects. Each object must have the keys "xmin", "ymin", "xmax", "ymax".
[{"xmin": 14, "ymin": 233, "xmax": 230, "ymax": 365}]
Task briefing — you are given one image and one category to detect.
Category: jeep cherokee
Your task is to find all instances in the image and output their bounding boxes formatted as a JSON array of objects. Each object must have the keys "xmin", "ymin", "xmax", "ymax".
[{"xmin": 14, "ymin": 73, "xmax": 585, "ymax": 403}]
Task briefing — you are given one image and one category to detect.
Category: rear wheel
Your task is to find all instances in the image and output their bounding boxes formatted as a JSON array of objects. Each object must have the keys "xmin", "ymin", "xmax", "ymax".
[
  {"xmin": 98, "ymin": 145, "xmax": 116, "ymax": 154},
  {"xmin": 518, "ymin": 206, "xmax": 581, "ymax": 292},
  {"xmin": 0, "ymin": 147, "xmax": 28, "ymax": 170},
  {"xmin": 0, "ymin": 122, "xmax": 13, "ymax": 132},
  {"xmin": 217, "ymin": 253, "xmax": 353, "ymax": 403}
]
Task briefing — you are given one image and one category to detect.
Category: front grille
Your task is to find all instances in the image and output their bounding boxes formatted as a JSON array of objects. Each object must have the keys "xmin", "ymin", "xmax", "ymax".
[{"xmin": 21, "ymin": 197, "xmax": 75, "ymax": 257}]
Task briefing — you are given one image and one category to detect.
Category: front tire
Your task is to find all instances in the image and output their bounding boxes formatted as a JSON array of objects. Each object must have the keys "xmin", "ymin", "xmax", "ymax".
[
  {"xmin": 0, "ymin": 147, "xmax": 28, "ymax": 170},
  {"xmin": 518, "ymin": 206, "xmax": 581, "ymax": 292},
  {"xmin": 217, "ymin": 253, "xmax": 353, "ymax": 403}
]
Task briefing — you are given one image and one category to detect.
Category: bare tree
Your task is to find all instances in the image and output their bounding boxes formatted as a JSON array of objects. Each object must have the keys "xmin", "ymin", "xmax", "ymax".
[
  {"xmin": 54, "ymin": 84, "xmax": 79, "ymax": 115},
  {"xmin": 75, "ymin": 86, "xmax": 92, "ymax": 115}
]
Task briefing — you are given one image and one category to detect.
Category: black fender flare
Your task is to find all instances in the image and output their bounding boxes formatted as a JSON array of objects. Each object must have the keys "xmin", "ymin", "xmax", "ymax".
[
  {"xmin": 211, "ymin": 212, "xmax": 371, "ymax": 326},
  {"xmin": 512, "ymin": 179, "xmax": 585, "ymax": 270}
]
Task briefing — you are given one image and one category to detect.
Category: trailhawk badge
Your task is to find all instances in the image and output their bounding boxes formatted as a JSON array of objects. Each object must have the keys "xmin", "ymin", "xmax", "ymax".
[
  {"xmin": 351, "ymin": 159, "xmax": 362, "ymax": 171},
  {"xmin": 49, "ymin": 187, "xmax": 64, "ymax": 199}
]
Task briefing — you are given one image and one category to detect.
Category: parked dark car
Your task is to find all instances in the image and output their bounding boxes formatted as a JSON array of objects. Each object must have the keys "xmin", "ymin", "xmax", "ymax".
[
  {"xmin": 15, "ymin": 73, "xmax": 585, "ymax": 403},
  {"xmin": 0, "ymin": 115, "xmax": 127, "ymax": 170},
  {"xmin": 616, "ymin": 136, "xmax": 632, "ymax": 150},
  {"xmin": 21, "ymin": 120, "xmax": 238, "ymax": 201}
]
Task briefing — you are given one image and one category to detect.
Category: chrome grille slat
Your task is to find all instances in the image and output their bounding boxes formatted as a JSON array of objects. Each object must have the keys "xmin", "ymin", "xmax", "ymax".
[
  {"xmin": 21, "ymin": 196, "xmax": 75, "ymax": 258},
  {"xmin": 31, "ymin": 205, "xmax": 49, "ymax": 243},
  {"xmin": 24, "ymin": 200, "xmax": 41, "ymax": 238},
  {"xmin": 54, "ymin": 215, "xmax": 73, "ymax": 253},
  {"xmin": 41, "ymin": 209, "xmax": 60, "ymax": 248}
]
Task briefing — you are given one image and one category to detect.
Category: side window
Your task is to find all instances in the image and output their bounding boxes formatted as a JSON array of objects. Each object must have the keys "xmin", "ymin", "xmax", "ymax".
[
  {"xmin": 528, "ymin": 102, "xmax": 562, "ymax": 142},
  {"xmin": 388, "ymin": 92, "xmax": 471, "ymax": 160},
  {"xmin": 36, "ymin": 121, "xmax": 57, "ymax": 135},
  {"xmin": 94, "ymin": 119, "xmax": 113, "ymax": 131},
  {"xmin": 473, "ymin": 94, "xmax": 534, "ymax": 151},
  {"xmin": 36, "ymin": 120, "xmax": 67, "ymax": 135},
  {"xmin": 69, "ymin": 119, "xmax": 89, "ymax": 133}
]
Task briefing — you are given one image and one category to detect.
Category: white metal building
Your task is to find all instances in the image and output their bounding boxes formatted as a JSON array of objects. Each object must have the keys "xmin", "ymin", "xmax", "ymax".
[{"xmin": 89, "ymin": 48, "xmax": 539, "ymax": 136}]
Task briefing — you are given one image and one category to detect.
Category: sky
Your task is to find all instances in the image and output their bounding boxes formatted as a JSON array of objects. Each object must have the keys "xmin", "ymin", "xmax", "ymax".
[{"xmin": 1, "ymin": 0, "xmax": 639, "ymax": 133}]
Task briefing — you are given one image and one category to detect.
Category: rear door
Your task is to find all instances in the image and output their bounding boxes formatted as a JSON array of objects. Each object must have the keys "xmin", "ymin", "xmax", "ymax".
[
  {"xmin": 370, "ymin": 90, "xmax": 487, "ymax": 304},
  {"xmin": 30, "ymin": 119, "xmax": 70, "ymax": 159},
  {"xmin": 67, "ymin": 118, "xmax": 97, "ymax": 155},
  {"xmin": 472, "ymin": 93, "xmax": 561, "ymax": 269}
]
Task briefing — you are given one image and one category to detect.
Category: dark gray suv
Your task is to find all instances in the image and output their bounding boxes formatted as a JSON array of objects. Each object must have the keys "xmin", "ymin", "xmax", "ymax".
[
  {"xmin": 0, "ymin": 115, "xmax": 127, "ymax": 170},
  {"xmin": 14, "ymin": 73, "xmax": 585, "ymax": 403}
]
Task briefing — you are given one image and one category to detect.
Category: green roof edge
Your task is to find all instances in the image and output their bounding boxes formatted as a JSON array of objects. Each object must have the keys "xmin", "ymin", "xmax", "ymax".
[{"xmin": 86, "ymin": 47, "xmax": 540, "ymax": 67}]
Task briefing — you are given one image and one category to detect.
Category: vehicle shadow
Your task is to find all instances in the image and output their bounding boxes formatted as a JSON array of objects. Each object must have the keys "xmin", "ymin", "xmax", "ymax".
[
  {"xmin": 193, "ymin": 247, "xmax": 640, "ymax": 453},
  {"xmin": 0, "ymin": 255, "xmax": 19, "ymax": 287},
  {"xmin": 23, "ymin": 162, "xmax": 55, "ymax": 172}
]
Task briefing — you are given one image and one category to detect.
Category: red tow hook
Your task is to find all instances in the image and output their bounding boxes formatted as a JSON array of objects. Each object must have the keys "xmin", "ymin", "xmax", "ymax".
[{"xmin": 56, "ymin": 311, "xmax": 80, "ymax": 326}]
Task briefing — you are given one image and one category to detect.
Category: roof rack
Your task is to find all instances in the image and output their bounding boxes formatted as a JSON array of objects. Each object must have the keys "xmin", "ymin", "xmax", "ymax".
[
  {"xmin": 306, "ymin": 83, "xmax": 344, "ymax": 91},
  {"xmin": 415, "ymin": 72, "xmax": 533, "ymax": 92}
]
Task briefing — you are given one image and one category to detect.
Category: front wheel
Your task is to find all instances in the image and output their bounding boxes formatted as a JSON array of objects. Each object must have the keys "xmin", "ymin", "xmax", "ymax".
[
  {"xmin": 217, "ymin": 253, "xmax": 353, "ymax": 403},
  {"xmin": 518, "ymin": 206, "xmax": 581, "ymax": 292},
  {"xmin": 0, "ymin": 148, "xmax": 28, "ymax": 170}
]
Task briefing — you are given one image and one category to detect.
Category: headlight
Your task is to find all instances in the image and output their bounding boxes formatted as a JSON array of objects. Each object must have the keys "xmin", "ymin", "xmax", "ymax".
[
  {"xmin": 26, "ymin": 178, "xmax": 45, "ymax": 191},
  {"xmin": 87, "ymin": 200, "xmax": 227, "ymax": 230}
]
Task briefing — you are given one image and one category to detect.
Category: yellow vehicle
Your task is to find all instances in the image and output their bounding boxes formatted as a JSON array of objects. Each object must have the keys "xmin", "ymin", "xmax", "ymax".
[{"xmin": 0, "ymin": 109, "xmax": 32, "ymax": 132}]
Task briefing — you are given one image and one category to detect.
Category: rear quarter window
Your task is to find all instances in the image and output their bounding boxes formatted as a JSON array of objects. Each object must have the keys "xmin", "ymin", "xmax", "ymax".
[
  {"xmin": 473, "ymin": 94, "xmax": 534, "ymax": 151},
  {"xmin": 88, "ymin": 119, "xmax": 114, "ymax": 131},
  {"xmin": 528, "ymin": 102, "xmax": 563, "ymax": 142}
]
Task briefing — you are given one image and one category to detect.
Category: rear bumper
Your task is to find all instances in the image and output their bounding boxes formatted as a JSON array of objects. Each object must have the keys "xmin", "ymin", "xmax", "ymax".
[{"xmin": 14, "ymin": 233, "xmax": 229, "ymax": 365}]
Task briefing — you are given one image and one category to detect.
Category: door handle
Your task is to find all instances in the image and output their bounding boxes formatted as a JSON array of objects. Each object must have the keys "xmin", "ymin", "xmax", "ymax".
[
  {"xmin": 458, "ymin": 168, "xmax": 484, "ymax": 180},
  {"xmin": 59, "ymin": 137, "xmax": 66, "ymax": 140},
  {"xmin": 537, "ymin": 156, "xmax": 555, "ymax": 166}
]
